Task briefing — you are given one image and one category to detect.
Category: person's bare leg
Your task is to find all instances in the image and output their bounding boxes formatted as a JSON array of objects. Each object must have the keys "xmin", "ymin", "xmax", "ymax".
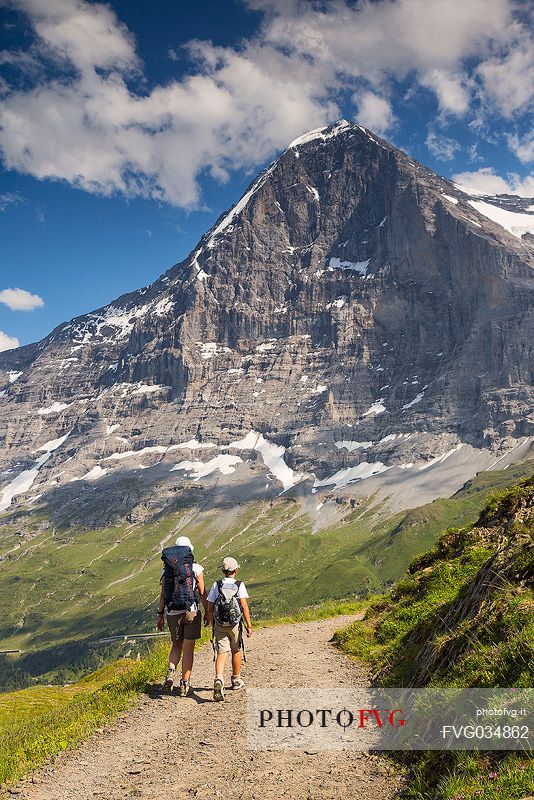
[
  {"xmin": 231, "ymin": 650, "xmax": 241, "ymax": 677},
  {"xmin": 169, "ymin": 641, "xmax": 182, "ymax": 670},
  {"xmin": 181, "ymin": 639, "xmax": 195, "ymax": 682},
  {"xmin": 164, "ymin": 640, "xmax": 182, "ymax": 691},
  {"xmin": 215, "ymin": 652, "xmax": 228, "ymax": 679},
  {"xmin": 230, "ymin": 651, "xmax": 245, "ymax": 689},
  {"xmin": 213, "ymin": 652, "xmax": 227, "ymax": 701}
]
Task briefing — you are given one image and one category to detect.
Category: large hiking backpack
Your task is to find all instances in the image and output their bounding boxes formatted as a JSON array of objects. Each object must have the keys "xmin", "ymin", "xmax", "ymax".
[
  {"xmin": 161, "ymin": 545, "xmax": 198, "ymax": 613},
  {"xmin": 214, "ymin": 580, "xmax": 243, "ymax": 626}
]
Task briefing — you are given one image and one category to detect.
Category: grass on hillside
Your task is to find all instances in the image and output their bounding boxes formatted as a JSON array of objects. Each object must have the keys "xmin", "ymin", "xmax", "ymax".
[
  {"xmin": 2, "ymin": 459, "xmax": 532, "ymax": 689},
  {"xmin": 334, "ymin": 476, "xmax": 534, "ymax": 800},
  {"xmin": 0, "ymin": 644, "xmax": 169, "ymax": 790}
]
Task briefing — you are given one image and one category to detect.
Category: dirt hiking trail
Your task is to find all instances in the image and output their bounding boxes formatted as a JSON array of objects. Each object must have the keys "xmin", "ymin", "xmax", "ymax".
[{"xmin": 13, "ymin": 616, "xmax": 405, "ymax": 800}]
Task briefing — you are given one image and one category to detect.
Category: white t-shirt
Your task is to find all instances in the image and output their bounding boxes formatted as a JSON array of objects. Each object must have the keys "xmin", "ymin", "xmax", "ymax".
[
  {"xmin": 207, "ymin": 577, "xmax": 249, "ymax": 603},
  {"xmin": 161, "ymin": 562, "xmax": 204, "ymax": 616}
]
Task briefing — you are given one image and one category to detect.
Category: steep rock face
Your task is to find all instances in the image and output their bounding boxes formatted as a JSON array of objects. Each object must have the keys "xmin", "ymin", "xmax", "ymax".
[{"xmin": 0, "ymin": 121, "xmax": 533, "ymax": 522}]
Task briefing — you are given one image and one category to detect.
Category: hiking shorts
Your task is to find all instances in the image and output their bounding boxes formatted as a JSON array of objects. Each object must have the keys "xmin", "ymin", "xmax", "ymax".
[
  {"xmin": 214, "ymin": 622, "xmax": 240, "ymax": 654},
  {"xmin": 167, "ymin": 611, "xmax": 202, "ymax": 643}
]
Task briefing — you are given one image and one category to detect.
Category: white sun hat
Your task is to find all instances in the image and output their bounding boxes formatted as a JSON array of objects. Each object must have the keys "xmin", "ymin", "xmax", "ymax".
[
  {"xmin": 221, "ymin": 556, "xmax": 239, "ymax": 572},
  {"xmin": 175, "ymin": 535, "xmax": 194, "ymax": 551}
]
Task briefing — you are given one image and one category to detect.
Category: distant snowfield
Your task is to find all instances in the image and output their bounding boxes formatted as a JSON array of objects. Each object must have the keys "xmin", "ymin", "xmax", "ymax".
[
  {"xmin": 329, "ymin": 257, "xmax": 370, "ymax": 274},
  {"xmin": 38, "ymin": 401, "xmax": 72, "ymax": 415},
  {"xmin": 402, "ymin": 387, "xmax": 428, "ymax": 410},
  {"xmin": 0, "ymin": 427, "xmax": 532, "ymax": 517},
  {"xmin": 105, "ymin": 438, "xmax": 215, "ymax": 462},
  {"xmin": 71, "ymin": 465, "xmax": 109, "ymax": 482},
  {"xmin": 335, "ymin": 440, "xmax": 373, "ymax": 451},
  {"xmin": 66, "ymin": 295, "xmax": 174, "ymax": 346},
  {"xmin": 0, "ymin": 432, "xmax": 70, "ymax": 512},
  {"xmin": 418, "ymin": 443, "xmax": 465, "ymax": 470},
  {"xmin": 170, "ymin": 454, "xmax": 243, "ymax": 480},
  {"xmin": 467, "ymin": 199, "xmax": 534, "ymax": 239},
  {"xmin": 362, "ymin": 400, "xmax": 386, "ymax": 417},
  {"xmin": 228, "ymin": 430, "xmax": 303, "ymax": 492},
  {"xmin": 313, "ymin": 460, "xmax": 390, "ymax": 490}
]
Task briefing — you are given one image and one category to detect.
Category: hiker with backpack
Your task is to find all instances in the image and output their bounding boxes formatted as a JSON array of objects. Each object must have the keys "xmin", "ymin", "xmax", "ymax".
[
  {"xmin": 157, "ymin": 535, "xmax": 208, "ymax": 697},
  {"xmin": 207, "ymin": 556, "xmax": 252, "ymax": 701}
]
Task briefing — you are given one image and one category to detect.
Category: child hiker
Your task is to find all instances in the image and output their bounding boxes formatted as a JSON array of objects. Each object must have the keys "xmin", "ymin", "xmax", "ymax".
[{"xmin": 207, "ymin": 556, "xmax": 252, "ymax": 701}]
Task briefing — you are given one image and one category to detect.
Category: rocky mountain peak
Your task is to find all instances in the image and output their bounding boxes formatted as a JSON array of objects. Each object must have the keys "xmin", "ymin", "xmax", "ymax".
[{"xmin": 0, "ymin": 121, "xmax": 533, "ymax": 524}]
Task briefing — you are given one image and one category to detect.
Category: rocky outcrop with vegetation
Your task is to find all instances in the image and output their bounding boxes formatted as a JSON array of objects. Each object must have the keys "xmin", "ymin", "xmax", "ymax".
[{"xmin": 335, "ymin": 476, "xmax": 533, "ymax": 799}]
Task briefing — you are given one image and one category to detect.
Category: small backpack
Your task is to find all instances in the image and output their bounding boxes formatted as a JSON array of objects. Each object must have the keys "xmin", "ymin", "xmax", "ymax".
[
  {"xmin": 214, "ymin": 580, "xmax": 243, "ymax": 626},
  {"xmin": 161, "ymin": 545, "xmax": 198, "ymax": 613}
]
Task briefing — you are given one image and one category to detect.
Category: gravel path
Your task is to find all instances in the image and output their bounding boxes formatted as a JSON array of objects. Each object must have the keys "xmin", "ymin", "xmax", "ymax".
[{"xmin": 12, "ymin": 616, "xmax": 404, "ymax": 800}]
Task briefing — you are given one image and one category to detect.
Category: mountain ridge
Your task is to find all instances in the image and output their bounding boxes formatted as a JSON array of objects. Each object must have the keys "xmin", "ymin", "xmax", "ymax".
[{"xmin": 1, "ymin": 120, "xmax": 533, "ymax": 524}]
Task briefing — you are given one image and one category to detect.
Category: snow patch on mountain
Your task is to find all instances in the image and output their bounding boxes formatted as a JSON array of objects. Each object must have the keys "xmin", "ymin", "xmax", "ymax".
[
  {"xmin": 313, "ymin": 460, "xmax": 389, "ymax": 490},
  {"xmin": 329, "ymin": 257, "xmax": 370, "ymax": 274},
  {"xmin": 105, "ymin": 438, "xmax": 215, "ymax": 462},
  {"xmin": 256, "ymin": 340, "xmax": 278, "ymax": 352},
  {"xmin": 170, "ymin": 454, "xmax": 242, "ymax": 479},
  {"xmin": 205, "ymin": 161, "xmax": 278, "ymax": 248},
  {"xmin": 197, "ymin": 342, "xmax": 232, "ymax": 359},
  {"xmin": 418, "ymin": 443, "xmax": 465, "ymax": 470},
  {"xmin": 228, "ymin": 430, "xmax": 303, "ymax": 491},
  {"xmin": 402, "ymin": 387, "xmax": 428, "ymax": 410},
  {"xmin": 38, "ymin": 401, "xmax": 72, "ymax": 415},
  {"xmin": 0, "ymin": 432, "xmax": 70, "ymax": 513},
  {"xmin": 467, "ymin": 200, "xmax": 534, "ymax": 238},
  {"xmin": 335, "ymin": 440, "xmax": 373, "ymax": 451},
  {"xmin": 326, "ymin": 296, "xmax": 348, "ymax": 309},
  {"xmin": 71, "ymin": 466, "xmax": 109, "ymax": 482},
  {"xmin": 288, "ymin": 120, "xmax": 352, "ymax": 149},
  {"xmin": 362, "ymin": 400, "xmax": 386, "ymax": 417},
  {"xmin": 130, "ymin": 384, "xmax": 171, "ymax": 396}
]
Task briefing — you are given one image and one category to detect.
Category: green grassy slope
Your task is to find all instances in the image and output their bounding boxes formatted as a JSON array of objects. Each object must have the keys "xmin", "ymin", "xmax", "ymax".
[
  {"xmin": 0, "ymin": 645, "xmax": 169, "ymax": 790},
  {"xmin": 0, "ymin": 459, "xmax": 532, "ymax": 688},
  {"xmin": 334, "ymin": 476, "xmax": 534, "ymax": 800}
]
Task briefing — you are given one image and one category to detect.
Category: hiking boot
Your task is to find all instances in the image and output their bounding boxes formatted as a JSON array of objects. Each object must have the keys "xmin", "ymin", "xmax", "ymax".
[
  {"xmin": 163, "ymin": 668, "xmax": 175, "ymax": 693},
  {"xmin": 179, "ymin": 679, "xmax": 190, "ymax": 698},
  {"xmin": 231, "ymin": 676, "xmax": 245, "ymax": 690},
  {"xmin": 213, "ymin": 677, "xmax": 225, "ymax": 702}
]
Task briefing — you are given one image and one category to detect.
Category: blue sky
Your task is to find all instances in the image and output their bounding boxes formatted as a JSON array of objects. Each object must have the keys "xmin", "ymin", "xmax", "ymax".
[{"xmin": 1, "ymin": 0, "xmax": 533, "ymax": 349}]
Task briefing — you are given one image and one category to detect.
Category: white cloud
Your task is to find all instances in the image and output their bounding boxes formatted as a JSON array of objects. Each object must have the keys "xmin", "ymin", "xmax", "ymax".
[
  {"xmin": 425, "ymin": 130, "xmax": 461, "ymax": 161},
  {"xmin": 420, "ymin": 69, "xmax": 471, "ymax": 115},
  {"xmin": 0, "ymin": 191, "xmax": 25, "ymax": 211},
  {"xmin": 477, "ymin": 35, "xmax": 534, "ymax": 118},
  {"xmin": 19, "ymin": 0, "xmax": 139, "ymax": 74},
  {"xmin": 0, "ymin": 288, "xmax": 45, "ymax": 311},
  {"xmin": 508, "ymin": 132, "xmax": 534, "ymax": 164},
  {"xmin": 0, "ymin": 0, "xmax": 333, "ymax": 207},
  {"xmin": 452, "ymin": 167, "xmax": 534, "ymax": 197},
  {"xmin": 0, "ymin": 331, "xmax": 20, "ymax": 352},
  {"xmin": 354, "ymin": 90, "xmax": 395, "ymax": 135},
  {"xmin": 0, "ymin": 0, "xmax": 532, "ymax": 207}
]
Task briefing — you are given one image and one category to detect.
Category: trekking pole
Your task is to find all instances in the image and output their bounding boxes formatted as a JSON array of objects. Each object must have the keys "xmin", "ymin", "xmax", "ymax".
[
  {"xmin": 211, "ymin": 622, "xmax": 216, "ymax": 663},
  {"xmin": 239, "ymin": 620, "xmax": 247, "ymax": 664}
]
